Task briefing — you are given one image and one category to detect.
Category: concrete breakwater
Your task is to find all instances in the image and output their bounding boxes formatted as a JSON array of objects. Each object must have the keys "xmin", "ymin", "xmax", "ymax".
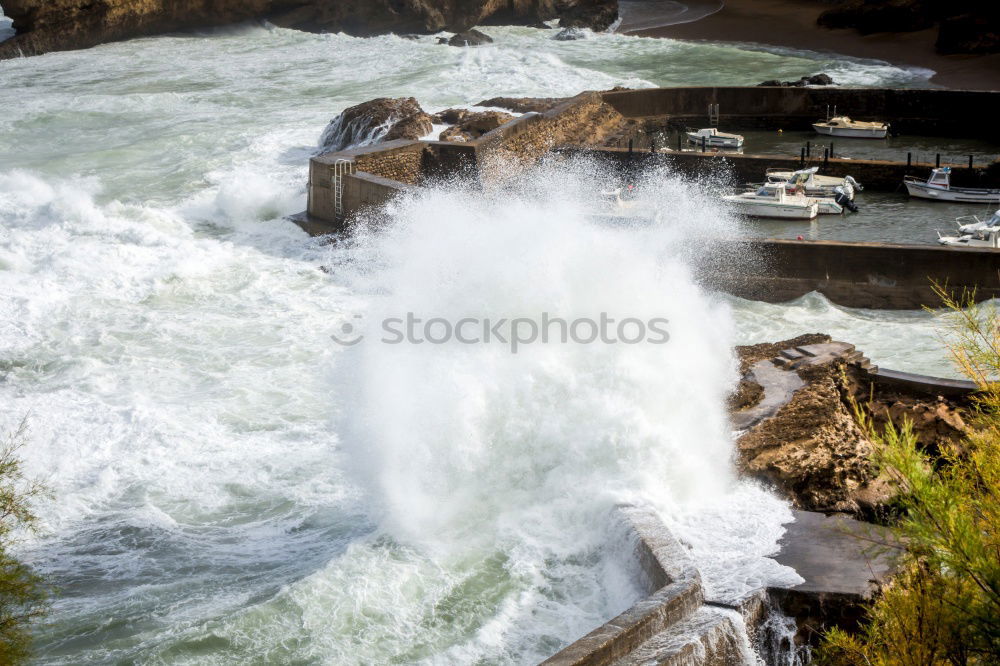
[{"xmin": 298, "ymin": 88, "xmax": 1000, "ymax": 311}]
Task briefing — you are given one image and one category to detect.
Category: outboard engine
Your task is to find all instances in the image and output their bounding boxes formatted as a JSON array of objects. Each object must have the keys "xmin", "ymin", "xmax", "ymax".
[{"xmin": 834, "ymin": 186, "xmax": 859, "ymax": 213}]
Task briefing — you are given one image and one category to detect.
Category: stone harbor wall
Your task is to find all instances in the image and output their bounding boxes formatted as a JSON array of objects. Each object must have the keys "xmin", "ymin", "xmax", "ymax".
[
  {"xmin": 599, "ymin": 87, "xmax": 1000, "ymax": 140},
  {"xmin": 576, "ymin": 147, "xmax": 1000, "ymax": 191},
  {"xmin": 700, "ymin": 238, "xmax": 1000, "ymax": 309}
]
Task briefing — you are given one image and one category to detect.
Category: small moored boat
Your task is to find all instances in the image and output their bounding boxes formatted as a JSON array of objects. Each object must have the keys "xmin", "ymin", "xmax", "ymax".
[
  {"xmin": 723, "ymin": 183, "xmax": 820, "ymax": 220},
  {"xmin": 905, "ymin": 167, "xmax": 1000, "ymax": 204},
  {"xmin": 812, "ymin": 116, "xmax": 888, "ymax": 139},
  {"xmin": 766, "ymin": 166, "xmax": 862, "ymax": 201},
  {"xmin": 686, "ymin": 128, "xmax": 744, "ymax": 149},
  {"xmin": 937, "ymin": 209, "xmax": 1000, "ymax": 247}
]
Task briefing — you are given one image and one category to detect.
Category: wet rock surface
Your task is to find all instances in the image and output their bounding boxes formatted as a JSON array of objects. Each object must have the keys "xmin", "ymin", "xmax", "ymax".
[
  {"xmin": 446, "ymin": 28, "xmax": 493, "ymax": 46},
  {"xmin": 475, "ymin": 96, "xmax": 570, "ymax": 113},
  {"xmin": 732, "ymin": 335, "xmax": 971, "ymax": 516},
  {"xmin": 557, "ymin": 0, "xmax": 619, "ymax": 31},
  {"xmin": 435, "ymin": 110, "xmax": 516, "ymax": 141},
  {"xmin": 318, "ymin": 97, "xmax": 432, "ymax": 154},
  {"xmin": 0, "ymin": 0, "xmax": 620, "ymax": 59},
  {"xmin": 758, "ymin": 73, "xmax": 836, "ymax": 87}
]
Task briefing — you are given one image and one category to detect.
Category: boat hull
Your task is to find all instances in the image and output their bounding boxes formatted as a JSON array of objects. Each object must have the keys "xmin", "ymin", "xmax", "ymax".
[
  {"xmin": 812, "ymin": 124, "xmax": 887, "ymax": 139},
  {"xmin": 686, "ymin": 134, "xmax": 743, "ymax": 149},
  {"xmin": 723, "ymin": 198, "xmax": 818, "ymax": 219},
  {"xmin": 905, "ymin": 181, "xmax": 1000, "ymax": 204}
]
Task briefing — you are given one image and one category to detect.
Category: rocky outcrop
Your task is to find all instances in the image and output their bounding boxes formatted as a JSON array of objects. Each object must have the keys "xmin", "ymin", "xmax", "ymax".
[
  {"xmin": 758, "ymin": 73, "xmax": 835, "ymax": 87},
  {"xmin": 0, "ymin": 0, "xmax": 619, "ymax": 59},
  {"xmin": 436, "ymin": 110, "xmax": 515, "ymax": 141},
  {"xmin": 556, "ymin": 0, "xmax": 619, "ymax": 31},
  {"xmin": 317, "ymin": 97, "xmax": 432, "ymax": 153},
  {"xmin": 817, "ymin": 0, "xmax": 1000, "ymax": 55},
  {"xmin": 732, "ymin": 336, "xmax": 970, "ymax": 517},
  {"xmin": 446, "ymin": 28, "xmax": 494, "ymax": 46},
  {"xmin": 476, "ymin": 96, "xmax": 570, "ymax": 113}
]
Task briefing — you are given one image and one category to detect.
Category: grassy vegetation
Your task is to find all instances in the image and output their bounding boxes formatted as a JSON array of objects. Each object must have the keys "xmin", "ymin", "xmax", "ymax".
[
  {"xmin": 817, "ymin": 288, "xmax": 1000, "ymax": 665},
  {"xmin": 0, "ymin": 418, "xmax": 49, "ymax": 664}
]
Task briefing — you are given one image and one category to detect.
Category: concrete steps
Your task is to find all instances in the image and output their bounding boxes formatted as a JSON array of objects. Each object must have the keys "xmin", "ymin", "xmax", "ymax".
[{"xmin": 609, "ymin": 607, "xmax": 745, "ymax": 666}]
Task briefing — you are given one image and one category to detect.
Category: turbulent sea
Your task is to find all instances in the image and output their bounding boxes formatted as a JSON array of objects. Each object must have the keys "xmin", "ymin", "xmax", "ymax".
[{"xmin": 0, "ymin": 22, "xmax": 956, "ymax": 665}]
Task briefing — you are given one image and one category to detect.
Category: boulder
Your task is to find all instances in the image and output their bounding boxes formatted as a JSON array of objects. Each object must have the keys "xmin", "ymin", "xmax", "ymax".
[
  {"xmin": 475, "ymin": 96, "xmax": 569, "ymax": 113},
  {"xmin": 553, "ymin": 26, "xmax": 590, "ymax": 40},
  {"xmin": 447, "ymin": 29, "xmax": 493, "ymax": 46},
  {"xmin": 557, "ymin": 0, "xmax": 619, "ymax": 31},
  {"xmin": 317, "ymin": 97, "xmax": 432, "ymax": 153},
  {"xmin": 937, "ymin": 11, "xmax": 1000, "ymax": 54},
  {"xmin": 757, "ymin": 73, "xmax": 836, "ymax": 87},
  {"xmin": 817, "ymin": 0, "xmax": 936, "ymax": 34},
  {"xmin": 438, "ymin": 110, "xmax": 516, "ymax": 141}
]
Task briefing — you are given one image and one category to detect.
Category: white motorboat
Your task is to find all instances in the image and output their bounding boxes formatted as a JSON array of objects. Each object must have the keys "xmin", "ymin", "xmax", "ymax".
[
  {"xmin": 723, "ymin": 183, "xmax": 819, "ymax": 220},
  {"xmin": 812, "ymin": 116, "xmax": 888, "ymax": 139},
  {"xmin": 766, "ymin": 166, "xmax": 862, "ymax": 201},
  {"xmin": 937, "ymin": 209, "xmax": 1000, "ymax": 247},
  {"xmin": 939, "ymin": 229, "xmax": 1000, "ymax": 248},
  {"xmin": 904, "ymin": 167, "xmax": 1000, "ymax": 204},
  {"xmin": 686, "ymin": 128, "xmax": 744, "ymax": 149}
]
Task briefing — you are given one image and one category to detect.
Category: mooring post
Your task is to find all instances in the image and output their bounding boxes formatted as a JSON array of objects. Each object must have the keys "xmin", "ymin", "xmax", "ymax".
[
  {"xmin": 806, "ymin": 141, "xmax": 811, "ymax": 157},
  {"xmin": 936, "ymin": 153, "xmax": 941, "ymax": 168},
  {"xmin": 824, "ymin": 148, "xmax": 829, "ymax": 168},
  {"xmin": 907, "ymin": 152, "xmax": 912, "ymax": 167},
  {"xmin": 969, "ymin": 155, "xmax": 974, "ymax": 169},
  {"xmin": 628, "ymin": 138, "xmax": 633, "ymax": 159},
  {"xmin": 701, "ymin": 136, "xmax": 706, "ymax": 153},
  {"xmin": 676, "ymin": 133, "xmax": 682, "ymax": 151},
  {"xmin": 830, "ymin": 142, "xmax": 834, "ymax": 158},
  {"xmin": 800, "ymin": 146, "xmax": 806, "ymax": 167},
  {"xmin": 650, "ymin": 137, "xmax": 655, "ymax": 153}
]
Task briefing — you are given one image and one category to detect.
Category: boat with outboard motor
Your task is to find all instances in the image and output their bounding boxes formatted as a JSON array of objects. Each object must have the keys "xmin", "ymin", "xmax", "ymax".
[
  {"xmin": 937, "ymin": 209, "xmax": 1000, "ymax": 247},
  {"xmin": 722, "ymin": 183, "xmax": 821, "ymax": 219},
  {"xmin": 765, "ymin": 167, "xmax": 862, "ymax": 201},
  {"xmin": 686, "ymin": 128, "xmax": 744, "ymax": 149},
  {"xmin": 812, "ymin": 116, "xmax": 888, "ymax": 139},
  {"xmin": 905, "ymin": 167, "xmax": 1000, "ymax": 204}
]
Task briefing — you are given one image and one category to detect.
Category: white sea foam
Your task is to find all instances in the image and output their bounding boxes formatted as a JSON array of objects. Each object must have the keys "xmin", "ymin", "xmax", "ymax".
[{"xmin": 0, "ymin": 22, "xmax": 936, "ymax": 664}]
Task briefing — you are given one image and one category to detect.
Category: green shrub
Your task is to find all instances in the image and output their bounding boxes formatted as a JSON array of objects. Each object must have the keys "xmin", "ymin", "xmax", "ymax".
[
  {"xmin": 818, "ymin": 287, "xmax": 1000, "ymax": 665},
  {"xmin": 0, "ymin": 419, "xmax": 49, "ymax": 664}
]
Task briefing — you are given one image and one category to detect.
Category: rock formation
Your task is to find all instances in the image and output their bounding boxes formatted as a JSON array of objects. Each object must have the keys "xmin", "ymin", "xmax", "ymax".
[
  {"xmin": 758, "ymin": 73, "xmax": 835, "ymax": 87},
  {"xmin": 476, "ymin": 96, "xmax": 570, "ymax": 113},
  {"xmin": 317, "ymin": 97, "xmax": 433, "ymax": 153},
  {"xmin": 434, "ymin": 109, "xmax": 516, "ymax": 141},
  {"xmin": 817, "ymin": 0, "xmax": 1000, "ymax": 55},
  {"xmin": 446, "ymin": 28, "xmax": 494, "ymax": 46},
  {"xmin": 0, "ymin": 0, "xmax": 619, "ymax": 59},
  {"xmin": 732, "ymin": 335, "xmax": 969, "ymax": 517}
]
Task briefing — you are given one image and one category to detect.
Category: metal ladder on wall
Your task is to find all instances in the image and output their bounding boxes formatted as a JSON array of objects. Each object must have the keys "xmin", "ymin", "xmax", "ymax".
[
  {"xmin": 708, "ymin": 103, "xmax": 720, "ymax": 126},
  {"xmin": 333, "ymin": 159, "xmax": 355, "ymax": 222}
]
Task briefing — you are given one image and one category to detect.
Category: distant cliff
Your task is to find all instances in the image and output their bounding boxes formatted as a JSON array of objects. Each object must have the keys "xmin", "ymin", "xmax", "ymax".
[{"xmin": 0, "ymin": 0, "xmax": 618, "ymax": 59}]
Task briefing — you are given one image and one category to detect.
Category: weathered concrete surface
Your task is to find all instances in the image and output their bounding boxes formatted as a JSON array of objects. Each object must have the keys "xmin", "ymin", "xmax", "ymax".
[
  {"xmin": 769, "ymin": 510, "xmax": 903, "ymax": 645},
  {"xmin": 702, "ymin": 238, "xmax": 1000, "ymax": 310}
]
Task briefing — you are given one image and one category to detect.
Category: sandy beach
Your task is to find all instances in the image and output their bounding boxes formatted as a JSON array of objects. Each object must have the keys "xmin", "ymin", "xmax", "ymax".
[{"xmin": 629, "ymin": 0, "xmax": 1000, "ymax": 89}]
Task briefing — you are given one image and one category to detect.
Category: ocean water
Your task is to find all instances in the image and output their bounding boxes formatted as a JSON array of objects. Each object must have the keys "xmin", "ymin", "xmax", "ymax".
[{"xmin": 0, "ymin": 23, "xmax": 955, "ymax": 664}]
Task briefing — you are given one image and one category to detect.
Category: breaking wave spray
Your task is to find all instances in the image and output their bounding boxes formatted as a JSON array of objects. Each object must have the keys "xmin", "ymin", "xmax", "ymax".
[{"xmin": 291, "ymin": 158, "xmax": 800, "ymax": 663}]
